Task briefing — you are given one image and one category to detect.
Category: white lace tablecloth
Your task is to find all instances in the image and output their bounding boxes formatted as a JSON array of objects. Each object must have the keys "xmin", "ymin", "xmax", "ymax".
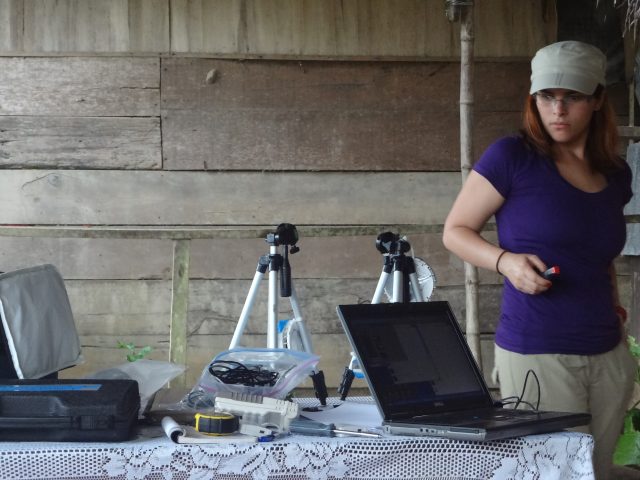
[{"xmin": 0, "ymin": 429, "xmax": 594, "ymax": 480}]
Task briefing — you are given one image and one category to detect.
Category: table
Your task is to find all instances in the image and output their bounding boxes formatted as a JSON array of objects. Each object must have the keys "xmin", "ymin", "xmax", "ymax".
[{"xmin": 0, "ymin": 428, "xmax": 594, "ymax": 480}]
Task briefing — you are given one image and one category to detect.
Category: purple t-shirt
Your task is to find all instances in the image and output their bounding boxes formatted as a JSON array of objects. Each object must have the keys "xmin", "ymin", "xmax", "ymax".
[{"xmin": 474, "ymin": 136, "xmax": 632, "ymax": 355}]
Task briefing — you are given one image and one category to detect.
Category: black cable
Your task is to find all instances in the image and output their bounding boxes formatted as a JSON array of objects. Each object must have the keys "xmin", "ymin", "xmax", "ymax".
[
  {"xmin": 184, "ymin": 361, "xmax": 280, "ymax": 409},
  {"xmin": 208, "ymin": 360, "xmax": 279, "ymax": 387},
  {"xmin": 186, "ymin": 389, "xmax": 215, "ymax": 409},
  {"xmin": 500, "ymin": 397, "xmax": 538, "ymax": 411},
  {"xmin": 512, "ymin": 369, "xmax": 541, "ymax": 411}
]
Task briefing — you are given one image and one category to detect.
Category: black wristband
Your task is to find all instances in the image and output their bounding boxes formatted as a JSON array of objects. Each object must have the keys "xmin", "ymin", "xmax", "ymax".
[{"xmin": 495, "ymin": 250, "xmax": 507, "ymax": 276}]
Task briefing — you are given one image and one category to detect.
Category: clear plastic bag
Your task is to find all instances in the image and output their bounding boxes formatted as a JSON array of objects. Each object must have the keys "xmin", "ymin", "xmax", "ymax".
[
  {"xmin": 184, "ymin": 348, "xmax": 319, "ymax": 409},
  {"xmin": 86, "ymin": 359, "xmax": 186, "ymax": 417}
]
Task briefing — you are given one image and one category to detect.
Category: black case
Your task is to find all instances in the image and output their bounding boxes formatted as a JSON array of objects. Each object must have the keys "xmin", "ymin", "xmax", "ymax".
[{"xmin": 0, "ymin": 379, "xmax": 140, "ymax": 441}]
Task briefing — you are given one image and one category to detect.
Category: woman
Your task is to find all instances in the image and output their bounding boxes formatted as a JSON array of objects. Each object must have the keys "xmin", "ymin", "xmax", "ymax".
[{"xmin": 442, "ymin": 40, "xmax": 636, "ymax": 480}]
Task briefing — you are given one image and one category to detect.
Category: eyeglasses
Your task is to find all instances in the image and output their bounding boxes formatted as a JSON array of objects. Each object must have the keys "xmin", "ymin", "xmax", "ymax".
[{"xmin": 534, "ymin": 92, "xmax": 593, "ymax": 108}]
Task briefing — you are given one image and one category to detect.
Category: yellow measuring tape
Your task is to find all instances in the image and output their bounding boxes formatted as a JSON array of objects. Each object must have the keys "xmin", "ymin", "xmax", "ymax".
[{"xmin": 194, "ymin": 412, "xmax": 239, "ymax": 436}]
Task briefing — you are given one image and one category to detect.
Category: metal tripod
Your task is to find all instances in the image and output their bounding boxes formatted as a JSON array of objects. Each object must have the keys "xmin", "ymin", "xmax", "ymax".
[
  {"xmin": 337, "ymin": 232, "xmax": 423, "ymax": 401},
  {"xmin": 370, "ymin": 232, "xmax": 424, "ymax": 304},
  {"xmin": 229, "ymin": 223, "xmax": 328, "ymax": 406}
]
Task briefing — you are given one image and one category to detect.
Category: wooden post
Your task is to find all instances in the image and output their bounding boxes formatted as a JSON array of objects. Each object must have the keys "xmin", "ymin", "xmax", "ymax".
[
  {"xmin": 624, "ymin": 30, "xmax": 640, "ymax": 340},
  {"xmin": 169, "ymin": 239, "xmax": 190, "ymax": 387},
  {"xmin": 459, "ymin": 3, "xmax": 482, "ymax": 368}
]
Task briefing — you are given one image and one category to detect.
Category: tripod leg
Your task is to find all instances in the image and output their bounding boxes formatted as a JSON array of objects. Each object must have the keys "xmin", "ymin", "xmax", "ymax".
[
  {"xmin": 372, "ymin": 255, "xmax": 393, "ymax": 304},
  {"xmin": 230, "ymin": 266, "xmax": 266, "ymax": 349},
  {"xmin": 392, "ymin": 269, "xmax": 404, "ymax": 303},
  {"xmin": 310, "ymin": 370, "xmax": 328, "ymax": 406},
  {"xmin": 338, "ymin": 366, "xmax": 355, "ymax": 401},
  {"xmin": 371, "ymin": 273, "xmax": 388, "ymax": 304},
  {"xmin": 288, "ymin": 286, "xmax": 313, "ymax": 353},
  {"xmin": 409, "ymin": 271, "xmax": 423, "ymax": 302},
  {"xmin": 267, "ymin": 246, "xmax": 280, "ymax": 349},
  {"xmin": 391, "ymin": 254, "xmax": 414, "ymax": 303},
  {"xmin": 405, "ymin": 257, "xmax": 423, "ymax": 302},
  {"xmin": 288, "ymin": 286, "xmax": 328, "ymax": 405}
]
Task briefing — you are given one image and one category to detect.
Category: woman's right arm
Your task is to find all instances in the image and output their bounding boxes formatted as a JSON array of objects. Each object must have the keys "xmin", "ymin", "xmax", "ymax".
[
  {"xmin": 442, "ymin": 171, "xmax": 507, "ymax": 271},
  {"xmin": 442, "ymin": 171, "xmax": 551, "ymax": 294}
]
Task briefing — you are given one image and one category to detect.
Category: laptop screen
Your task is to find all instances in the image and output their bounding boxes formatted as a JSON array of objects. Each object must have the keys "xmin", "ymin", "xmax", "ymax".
[{"xmin": 337, "ymin": 301, "xmax": 494, "ymax": 420}]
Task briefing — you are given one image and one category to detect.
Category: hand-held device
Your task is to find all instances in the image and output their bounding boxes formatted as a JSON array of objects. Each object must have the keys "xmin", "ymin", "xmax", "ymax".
[{"xmin": 540, "ymin": 266, "xmax": 560, "ymax": 280}]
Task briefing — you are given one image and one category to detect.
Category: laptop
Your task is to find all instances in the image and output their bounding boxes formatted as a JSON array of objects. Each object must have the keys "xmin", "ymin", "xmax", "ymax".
[{"xmin": 336, "ymin": 301, "xmax": 591, "ymax": 441}]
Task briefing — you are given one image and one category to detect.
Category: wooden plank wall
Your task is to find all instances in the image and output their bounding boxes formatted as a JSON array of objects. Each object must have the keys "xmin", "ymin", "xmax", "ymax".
[
  {"xmin": 0, "ymin": 0, "xmax": 554, "ymax": 57},
  {"xmin": 1, "ymin": 0, "xmax": 628, "ymax": 393}
]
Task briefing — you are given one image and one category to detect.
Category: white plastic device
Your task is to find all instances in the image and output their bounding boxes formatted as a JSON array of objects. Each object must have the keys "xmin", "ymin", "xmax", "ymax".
[{"xmin": 214, "ymin": 392, "xmax": 299, "ymax": 433}]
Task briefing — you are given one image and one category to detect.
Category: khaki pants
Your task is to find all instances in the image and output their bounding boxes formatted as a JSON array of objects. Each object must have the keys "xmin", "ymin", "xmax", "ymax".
[{"xmin": 494, "ymin": 342, "xmax": 636, "ymax": 480}]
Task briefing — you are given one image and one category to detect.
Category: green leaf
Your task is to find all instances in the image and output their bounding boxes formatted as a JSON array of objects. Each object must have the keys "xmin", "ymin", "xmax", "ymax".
[
  {"xmin": 139, "ymin": 346, "xmax": 152, "ymax": 356},
  {"xmin": 614, "ymin": 337, "xmax": 640, "ymax": 466},
  {"xmin": 614, "ymin": 430, "xmax": 640, "ymax": 465},
  {"xmin": 628, "ymin": 336, "xmax": 640, "ymax": 358},
  {"xmin": 117, "ymin": 340, "xmax": 152, "ymax": 361},
  {"xmin": 117, "ymin": 341, "xmax": 135, "ymax": 351}
]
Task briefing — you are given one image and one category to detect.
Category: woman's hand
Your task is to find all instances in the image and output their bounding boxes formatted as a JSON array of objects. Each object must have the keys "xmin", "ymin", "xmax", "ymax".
[{"xmin": 497, "ymin": 251, "xmax": 552, "ymax": 295}]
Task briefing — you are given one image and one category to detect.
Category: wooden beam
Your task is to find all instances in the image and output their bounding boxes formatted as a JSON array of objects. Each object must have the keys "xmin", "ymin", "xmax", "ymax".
[
  {"xmin": 0, "ymin": 170, "xmax": 460, "ymax": 226},
  {"xmin": 0, "ymin": 224, "xmax": 449, "ymax": 240},
  {"xmin": 618, "ymin": 125, "xmax": 640, "ymax": 139},
  {"xmin": 169, "ymin": 239, "xmax": 190, "ymax": 387}
]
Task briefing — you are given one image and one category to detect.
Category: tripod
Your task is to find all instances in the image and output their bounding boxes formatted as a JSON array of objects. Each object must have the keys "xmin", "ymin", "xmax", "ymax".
[
  {"xmin": 371, "ymin": 232, "xmax": 424, "ymax": 304},
  {"xmin": 229, "ymin": 223, "xmax": 328, "ymax": 406},
  {"xmin": 337, "ymin": 232, "xmax": 424, "ymax": 401}
]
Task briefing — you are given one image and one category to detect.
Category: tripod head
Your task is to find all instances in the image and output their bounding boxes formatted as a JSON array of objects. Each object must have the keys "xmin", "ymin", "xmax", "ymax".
[
  {"xmin": 266, "ymin": 223, "xmax": 300, "ymax": 254},
  {"xmin": 265, "ymin": 223, "xmax": 300, "ymax": 297},
  {"xmin": 375, "ymin": 231, "xmax": 414, "ymax": 303},
  {"xmin": 375, "ymin": 231, "xmax": 410, "ymax": 256}
]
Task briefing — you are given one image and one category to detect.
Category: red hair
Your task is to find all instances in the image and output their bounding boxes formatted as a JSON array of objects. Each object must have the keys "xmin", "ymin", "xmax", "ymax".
[{"xmin": 521, "ymin": 87, "xmax": 623, "ymax": 174}]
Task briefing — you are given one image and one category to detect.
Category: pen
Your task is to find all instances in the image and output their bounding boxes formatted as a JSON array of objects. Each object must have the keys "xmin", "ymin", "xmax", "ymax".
[
  {"xmin": 335, "ymin": 424, "xmax": 382, "ymax": 438},
  {"xmin": 333, "ymin": 428, "xmax": 381, "ymax": 438}
]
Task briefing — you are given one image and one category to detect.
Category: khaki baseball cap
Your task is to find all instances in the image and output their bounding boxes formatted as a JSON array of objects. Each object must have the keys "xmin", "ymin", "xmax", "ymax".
[{"xmin": 529, "ymin": 41, "xmax": 606, "ymax": 95}]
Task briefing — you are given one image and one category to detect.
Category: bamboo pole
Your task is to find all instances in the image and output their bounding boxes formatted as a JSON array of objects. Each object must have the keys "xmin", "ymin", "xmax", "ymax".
[{"xmin": 458, "ymin": 4, "xmax": 482, "ymax": 368}]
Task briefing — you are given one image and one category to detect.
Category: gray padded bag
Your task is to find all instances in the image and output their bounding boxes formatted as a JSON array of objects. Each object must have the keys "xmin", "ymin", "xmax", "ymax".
[{"xmin": 0, "ymin": 264, "xmax": 82, "ymax": 378}]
